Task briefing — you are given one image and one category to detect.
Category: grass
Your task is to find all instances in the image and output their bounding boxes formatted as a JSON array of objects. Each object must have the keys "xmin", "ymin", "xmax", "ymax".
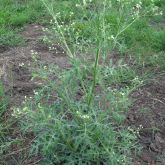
[
  {"xmin": 0, "ymin": 0, "xmax": 165, "ymax": 164},
  {"xmin": 0, "ymin": 82, "xmax": 10, "ymax": 163},
  {"xmin": 0, "ymin": 0, "xmax": 45, "ymax": 46},
  {"xmin": 0, "ymin": 82, "xmax": 8, "ymax": 114}
]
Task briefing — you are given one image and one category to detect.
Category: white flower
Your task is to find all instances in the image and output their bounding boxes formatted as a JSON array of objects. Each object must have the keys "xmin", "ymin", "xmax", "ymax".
[
  {"xmin": 111, "ymin": 35, "xmax": 115, "ymax": 40},
  {"xmin": 19, "ymin": 62, "xmax": 24, "ymax": 67},
  {"xmin": 76, "ymin": 111, "xmax": 90, "ymax": 119},
  {"xmin": 44, "ymin": 66, "xmax": 47, "ymax": 70},
  {"xmin": 160, "ymin": 11, "xmax": 163, "ymax": 15}
]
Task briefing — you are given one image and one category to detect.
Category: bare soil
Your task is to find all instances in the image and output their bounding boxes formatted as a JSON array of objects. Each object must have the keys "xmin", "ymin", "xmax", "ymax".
[
  {"xmin": 127, "ymin": 77, "xmax": 165, "ymax": 165},
  {"xmin": 0, "ymin": 24, "xmax": 69, "ymax": 106}
]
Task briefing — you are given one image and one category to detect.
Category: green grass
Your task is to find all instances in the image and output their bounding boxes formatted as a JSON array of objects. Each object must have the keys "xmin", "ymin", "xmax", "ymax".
[
  {"xmin": 0, "ymin": 0, "xmax": 45, "ymax": 46},
  {"xmin": 0, "ymin": 82, "xmax": 7, "ymax": 117},
  {"xmin": 0, "ymin": 27, "xmax": 24, "ymax": 46},
  {"xmin": 0, "ymin": 82, "xmax": 10, "ymax": 163}
]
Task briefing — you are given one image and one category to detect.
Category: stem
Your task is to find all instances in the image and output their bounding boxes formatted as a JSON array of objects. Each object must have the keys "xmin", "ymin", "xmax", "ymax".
[
  {"xmin": 87, "ymin": 46, "xmax": 100, "ymax": 108},
  {"xmin": 41, "ymin": 0, "xmax": 73, "ymax": 58},
  {"xmin": 113, "ymin": 16, "xmax": 139, "ymax": 49},
  {"xmin": 87, "ymin": 0, "xmax": 106, "ymax": 108}
]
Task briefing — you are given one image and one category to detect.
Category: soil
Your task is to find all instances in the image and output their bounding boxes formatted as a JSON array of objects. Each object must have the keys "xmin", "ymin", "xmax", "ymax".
[
  {"xmin": 127, "ymin": 77, "xmax": 165, "ymax": 165},
  {"xmin": 0, "ymin": 23, "xmax": 165, "ymax": 165},
  {"xmin": 0, "ymin": 24, "xmax": 69, "ymax": 106}
]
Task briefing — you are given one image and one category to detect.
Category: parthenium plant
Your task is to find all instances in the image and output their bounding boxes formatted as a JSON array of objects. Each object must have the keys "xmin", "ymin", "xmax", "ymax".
[{"xmin": 13, "ymin": 0, "xmax": 163, "ymax": 164}]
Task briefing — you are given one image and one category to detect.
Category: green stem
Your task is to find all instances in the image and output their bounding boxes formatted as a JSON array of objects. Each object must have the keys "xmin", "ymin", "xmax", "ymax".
[
  {"xmin": 41, "ymin": 0, "xmax": 73, "ymax": 58},
  {"xmin": 87, "ymin": 46, "xmax": 100, "ymax": 108},
  {"xmin": 113, "ymin": 16, "xmax": 139, "ymax": 49}
]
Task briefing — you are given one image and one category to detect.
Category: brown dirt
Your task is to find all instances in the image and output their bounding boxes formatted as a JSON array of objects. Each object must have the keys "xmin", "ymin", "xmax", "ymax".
[
  {"xmin": 0, "ymin": 23, "xmax": 69, "ymax": 106},
  {"xmin": 127, "ymin": 77, "xmax": 165, "ymax": 165}
]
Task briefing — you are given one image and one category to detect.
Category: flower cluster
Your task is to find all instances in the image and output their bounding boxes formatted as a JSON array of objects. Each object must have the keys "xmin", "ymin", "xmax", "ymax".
[
  {"xmin": 12, "ymin": 106, "xmax": 29, "ymax": 118},
  {"xmin": 76, "ymin": 111, "xmax": 90, "ymax": 119}
]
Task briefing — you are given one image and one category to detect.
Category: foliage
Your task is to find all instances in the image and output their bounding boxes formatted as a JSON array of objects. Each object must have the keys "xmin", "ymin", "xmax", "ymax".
[
  {"xmin": 13, "ymin": 63, "xmax": 137, "ymax": 164},
  {"xmin": 0, "ymin": 0, "xmax": 164, "ymax": 164}
]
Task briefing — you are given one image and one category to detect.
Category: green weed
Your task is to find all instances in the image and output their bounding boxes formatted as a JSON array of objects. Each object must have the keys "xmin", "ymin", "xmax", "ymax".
[
  {"xmin": 1, "ymin": 0, "xmax": 164, "ymax": 164},
  {"xmin": 13, "ymin": 63, "xmax": 137, "ymax": 164},
  {"xmin": 13, "ymin": 0, "xmax": 156, "ymax": 164}
]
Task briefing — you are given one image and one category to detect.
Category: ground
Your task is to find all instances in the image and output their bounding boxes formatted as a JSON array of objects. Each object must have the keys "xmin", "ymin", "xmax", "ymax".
[
  {"xmin": 128, "ymin": 77, "xmax": 165, "ymax": 164},
  {"xmin": 0, "ymin": 24, "xmax": 69, "ymax": 106}
]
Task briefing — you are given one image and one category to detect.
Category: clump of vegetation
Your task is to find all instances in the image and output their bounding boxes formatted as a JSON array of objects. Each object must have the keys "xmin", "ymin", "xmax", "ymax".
[
  {"xmin": 0, "ymin": 0, "xmax": 164, "ymax": 164},
  {"xmin": 13, "ymin": 62, "xmax": 137, "ymax": 164}
]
